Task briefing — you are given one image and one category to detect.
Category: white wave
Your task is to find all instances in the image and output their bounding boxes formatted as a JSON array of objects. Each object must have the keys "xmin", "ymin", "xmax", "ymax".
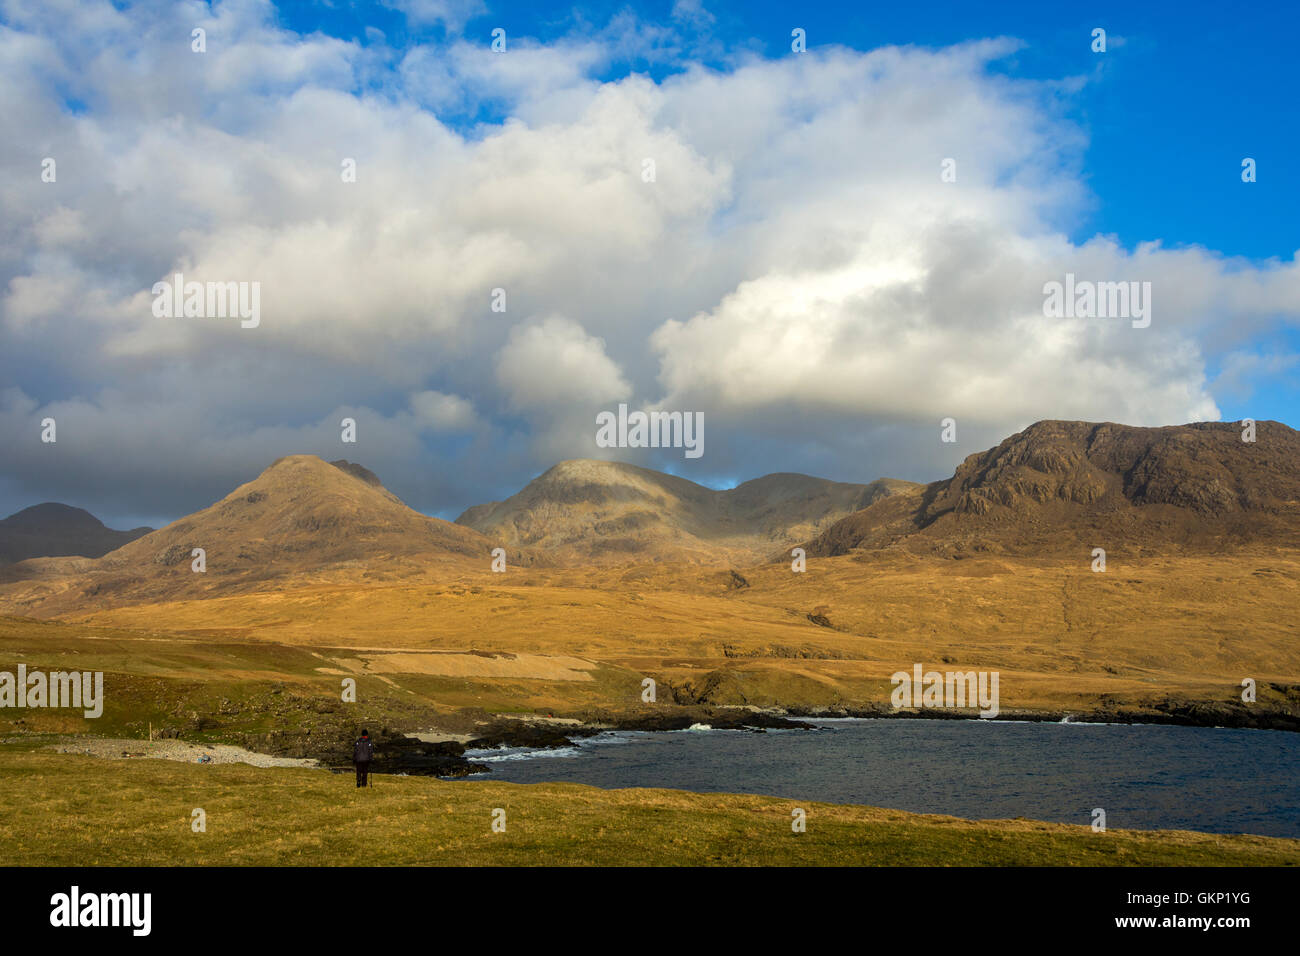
[
  {"xmin": 575, "ymin": 731, "xmax": 638, "ymax": 747},
  {"xmin": 463, "ymin": 745, "xmax": 582, "ymax": 762}
]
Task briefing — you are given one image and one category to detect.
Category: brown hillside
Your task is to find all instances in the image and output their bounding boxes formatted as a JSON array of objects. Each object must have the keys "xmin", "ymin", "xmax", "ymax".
[
  {"xmin": 1, "ymin": 423, "xmax": 1297, "ymax": 726},
  {"xmin": 457, "ymin": 458, "xmax": 915, "ymax": 563},
  {"xmin": 0, "ymin": 456, "xmax": 509, "ymax": 615},
  {"xmin": 805, "ymin": 420, "xmax": 1300, "ymax": 558}
]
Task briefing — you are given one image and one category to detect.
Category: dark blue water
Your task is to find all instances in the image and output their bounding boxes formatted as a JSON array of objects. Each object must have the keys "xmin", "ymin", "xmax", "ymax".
[{"xmin": 459, "ymin": 719, "xmax": 1300, "ymax": 838}]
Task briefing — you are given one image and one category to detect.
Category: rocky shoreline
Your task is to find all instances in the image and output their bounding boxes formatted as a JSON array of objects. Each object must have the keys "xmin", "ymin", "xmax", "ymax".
[
  {"xmin": 782, "ymin": 694, "xmax": 1300, "ymax": 733},
  {"xmin": 25, "ymin": 691, "xmax": 1296, "ymax": 778},
  {"xmin": 327, "ymin": 708, "xmax": 816, "ymax": 778},
  {"xmin": 780, "ymin": 697, "xmax": 1300, "ymax": 733},
  {"xmin": 261, "ymin": 691, "xmax": 1300, "ymax": 780}
]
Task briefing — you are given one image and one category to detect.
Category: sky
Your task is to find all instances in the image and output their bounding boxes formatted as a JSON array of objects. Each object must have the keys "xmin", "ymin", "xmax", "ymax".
[{"xmin": 1, "ymin": 0, "xmax": 1297, "ymax": 528}]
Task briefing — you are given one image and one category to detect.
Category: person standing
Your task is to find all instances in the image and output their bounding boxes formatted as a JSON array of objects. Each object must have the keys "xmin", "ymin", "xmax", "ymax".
[{"xmin": 353, "ymin": 728, "xmax": 374, "ymax": 787}]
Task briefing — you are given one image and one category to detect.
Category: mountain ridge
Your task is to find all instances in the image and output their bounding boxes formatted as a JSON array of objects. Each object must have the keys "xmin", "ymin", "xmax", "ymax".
[
  {"xmin": 2, "ymin": 419, "xmax": 1297, "ymax": 619},
  {"xmin": 802, "ymin": 419, "xmax": 1300, "ymax": 559},
  {"xmin": 0, "ymin": 503, "xmax": 152, "ymax": 565},
  {"xmin": 456, "ymin": 458, "xmax": 917, "ymax": 563}
]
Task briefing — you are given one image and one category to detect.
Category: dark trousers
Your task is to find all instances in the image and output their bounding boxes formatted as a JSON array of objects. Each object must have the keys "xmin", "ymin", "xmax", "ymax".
[{"xmin": 355, "ymin": 761, "xmax": 370, "ymax": 787}]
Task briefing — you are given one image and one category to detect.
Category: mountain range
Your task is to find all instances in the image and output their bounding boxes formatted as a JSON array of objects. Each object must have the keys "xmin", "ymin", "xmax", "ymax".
[
  {"xmin": 455, "ymin": 458, "xmax": 915, "ymax": 562},
  {"xmin": 1, "ymin": 420, "xmax": 1297, "ymax": 618}
]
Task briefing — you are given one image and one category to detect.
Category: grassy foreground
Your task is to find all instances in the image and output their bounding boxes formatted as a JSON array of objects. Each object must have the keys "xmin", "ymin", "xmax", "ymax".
[{"xmin": 1, "ymin": 750, "xmax": 1296, "ymax": 866}]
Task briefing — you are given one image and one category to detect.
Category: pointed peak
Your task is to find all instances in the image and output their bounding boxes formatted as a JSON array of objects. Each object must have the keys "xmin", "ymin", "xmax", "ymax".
[{"xmin": 255, "ymin": 455, "xmax": 384, "ymax": 488}]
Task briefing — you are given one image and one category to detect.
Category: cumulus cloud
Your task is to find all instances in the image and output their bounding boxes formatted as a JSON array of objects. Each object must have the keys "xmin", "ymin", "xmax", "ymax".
[
  {"xmin": 0, "ymin": 1, "xmax": 1296, "ymax": 525},
  {"xmin": 496, "ymin": 316, "xmax": 632, "ymax": 410},
  {"xmin": 410, "ymin": 389, "xmax": 478, "ymax": 431}
]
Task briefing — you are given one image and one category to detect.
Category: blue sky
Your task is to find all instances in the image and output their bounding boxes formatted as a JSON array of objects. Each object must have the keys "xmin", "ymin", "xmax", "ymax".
[
  {"xmin": 280, "ymin": 1, "xmax": 1299, "ymax": 247},
  {"xmin": 1, "ymin": 0, "xmax": 1297, "ymax": 526},
  {"xmin": 273, "ymin": 0, "xmax": 1300, "ymax": 429}
]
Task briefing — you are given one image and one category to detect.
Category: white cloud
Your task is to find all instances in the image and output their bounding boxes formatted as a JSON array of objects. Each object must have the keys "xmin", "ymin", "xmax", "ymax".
[
  {"xmin": 385, "ymin": 0, "xmax": 487, "ymax": 32},
  {"xmin": 410, "ymin": 389, "xmax": 478, "ymax": 430},
  {"xmin": 671, "ymin": 0, "xmax": 715, "ymax": 28},
  {"xmin": 495, "ymin": 316, "xmax": 632, "ymax": 411},
  {"xmin": 0, "ymin": 2, "xmax": 1296, "ymax": 523}
]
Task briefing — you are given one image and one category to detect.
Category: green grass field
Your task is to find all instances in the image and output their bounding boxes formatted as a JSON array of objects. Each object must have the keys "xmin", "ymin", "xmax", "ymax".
[{"xmin": 2, "ymin": 748, "xmax": 1296, "ymax": 866}]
